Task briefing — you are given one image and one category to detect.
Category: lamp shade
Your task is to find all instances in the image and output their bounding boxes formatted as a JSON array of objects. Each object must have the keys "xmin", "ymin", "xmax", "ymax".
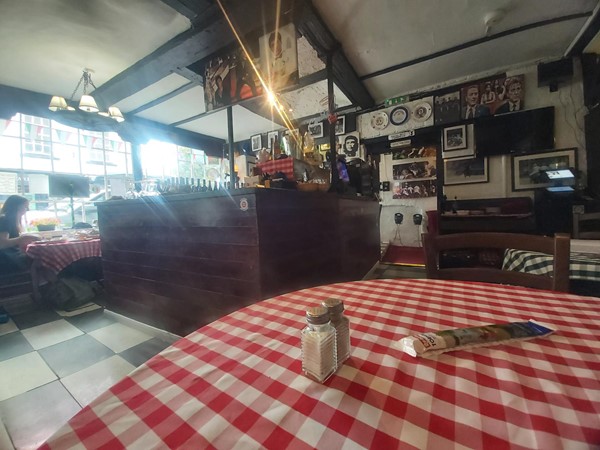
[
  {"xmin": 108, "ymin": 106, "xmax": 125, "ymax": 122},
  {"xmin": 79, "ymin": 94, "xmax": 99, "ymax": 113},
  {"xmin": 48, "ymin": 96, "xmax": 68, "ymax": 111}
]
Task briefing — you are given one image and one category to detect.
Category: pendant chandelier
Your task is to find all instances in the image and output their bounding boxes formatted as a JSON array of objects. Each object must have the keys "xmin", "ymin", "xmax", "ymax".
[{"xmin": 48, "ymin": 68, "xmax": 124, "ymax": 122}]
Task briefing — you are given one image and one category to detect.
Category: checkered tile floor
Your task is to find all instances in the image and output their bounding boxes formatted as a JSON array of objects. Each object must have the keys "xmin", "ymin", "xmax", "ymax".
[{"xmin": 0, "ymin": 306, "xmax": 179, "ymax": 450}]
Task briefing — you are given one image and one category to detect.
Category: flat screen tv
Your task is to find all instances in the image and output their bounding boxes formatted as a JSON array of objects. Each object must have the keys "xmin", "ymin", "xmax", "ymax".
[
  {"xmin": 48, "ymin": 174, "xmax": 90, "ymax": 198},
  {"xmin": 474, "ymin": 106, "xmax": 555, "ymax": 156}
]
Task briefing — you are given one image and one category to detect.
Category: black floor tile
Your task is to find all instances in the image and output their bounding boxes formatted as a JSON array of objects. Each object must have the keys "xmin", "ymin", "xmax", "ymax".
[
  {"xmin": 0, "ymin": 381, "xmax": 81, "ymax": 450},
  {"xmin": 38, "ymin": 334, "xmax": 115, "ymax": 378},
  {"xmin": 118, "ymin": 337, "xmax": 174, "ymax": 367},
  {"xmin": 64, "ymin": 308, "xmax": 114, "ymax": 333},
  {"xmin": 10, "ymin": 307, "xmax": 62, "ymax": 330},
  {"xmin": 0, "ymin": 331, "xmax": 34, "ymax": 362}
]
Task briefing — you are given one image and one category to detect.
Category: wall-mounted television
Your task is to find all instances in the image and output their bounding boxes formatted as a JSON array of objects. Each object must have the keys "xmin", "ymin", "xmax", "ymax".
[
  {"xmin": 48, "ymin": 174, "xmax": 90, "ymax": 198},
  {"xmin": 474, "ymin": 106, "xmax": 555, "ymax": 157}
]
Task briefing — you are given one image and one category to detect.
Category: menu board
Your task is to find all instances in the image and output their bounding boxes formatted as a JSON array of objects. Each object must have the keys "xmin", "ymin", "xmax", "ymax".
[{"xmin": 0, "ymin": 172, "xmax": 18, "ymax": 194}]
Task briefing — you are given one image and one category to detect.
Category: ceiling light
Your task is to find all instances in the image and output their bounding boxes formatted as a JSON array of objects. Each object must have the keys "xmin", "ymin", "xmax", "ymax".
[{"xmin": 48, "ymin": 68, "xmax": 124, "ymax": 122}]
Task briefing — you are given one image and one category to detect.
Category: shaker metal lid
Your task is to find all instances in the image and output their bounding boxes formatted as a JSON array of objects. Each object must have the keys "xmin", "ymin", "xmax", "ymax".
[
  {"xmin": 322, "ymin": 298, "xmax": 344, "ymax": 313},
  {"xmin": 306, "ymin": 306, "xmax": 329, "ymax": 324}
]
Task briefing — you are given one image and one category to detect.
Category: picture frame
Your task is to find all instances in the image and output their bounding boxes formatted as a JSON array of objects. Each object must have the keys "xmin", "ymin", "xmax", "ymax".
[
  {"xmin": 308, "ymin": 122, "xmax": 324, "ymax": 138},
  {"xmin": 267, "ymin": 131, "xmax": 278, "ymax": 149},
  {"xmin": 335, "ymin": 116, "xmax": 346, "ymax": 135},
  {"xmin": 444, "ymin": 156, "xmax": 489, "ymax": 185},
  {"xmin": 443, "ymin": 125, "xmax": 467, "ymax": 151},
  {"xmin": 512, "ymin": 148, "xmax": 576, "ymax": 191},
  {"xmin": 251, "ymin": 134, "xmax": 262, "ymax": 152}
]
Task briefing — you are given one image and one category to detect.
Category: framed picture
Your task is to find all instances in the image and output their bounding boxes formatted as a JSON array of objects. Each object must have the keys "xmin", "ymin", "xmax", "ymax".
[
  {"xmin": 337, "ymin": 132, "xmax": 361, "ymax": 159},
  {"xmin": 267, "ymin": 131, "xmax": 278, "ymax": 149},
  {"xmin": 444, "ymin": 156, "xmax": 488, "ymax": 185},
  {"xmin": 308, "ymin": 122, "xmax": 324, "ymax": 138},
  {"xmin": 392, "ymin": 158, "xmax": 437, "ymax": 181},
  {"xmin": 335, "ymin": 116, "xmax": 346, "ymax": 135},
  {"xmin": 392, "ymin": 180, "xmax": 436, "ymax": 199},
  {"xmin": 251, "ymin": 134, "xmax": 262, "ymax": 152},
  {"xmin": 512, "ymin": 148, "xmax": 576, "ymax": 191},
  {"xmin": 443, "ymin": 125, "xmax": 467, "ymax": 151}
]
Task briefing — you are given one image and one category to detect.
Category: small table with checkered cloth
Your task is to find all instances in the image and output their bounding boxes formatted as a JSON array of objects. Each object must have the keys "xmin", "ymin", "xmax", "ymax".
[
  {"xmin": 503, "ymin": 248, "xmax": 600, "ymax": 281},
  {"xmin": 256, "ymin": 158, "xmax": 295, "ymax": 181},
  {"xmin": 39, "ymin": 279, "xmax": 600, "ymax": 449}
]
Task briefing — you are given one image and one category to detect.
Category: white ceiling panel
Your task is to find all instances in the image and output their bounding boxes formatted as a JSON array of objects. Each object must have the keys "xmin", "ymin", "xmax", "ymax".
[
  {"xmin": 114, "ymin": 73, "xmax": 192, "ymax": 113},
  {"xmin": 136, "ymin": 86, "xmax": 206, "ymax": 124},
  {"xmin": 281, "ymin": 81, "xmax": 352, "ymax": 120}
]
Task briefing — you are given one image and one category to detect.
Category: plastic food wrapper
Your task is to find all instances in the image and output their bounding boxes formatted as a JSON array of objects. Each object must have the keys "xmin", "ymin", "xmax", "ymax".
[{"xmin": 398, "ymin": 320, "xmax": 554, "ymax": 357}]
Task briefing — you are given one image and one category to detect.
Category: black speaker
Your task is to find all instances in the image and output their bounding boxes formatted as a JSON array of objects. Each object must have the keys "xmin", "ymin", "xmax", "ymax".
[
  {"xmin": 582, "ymin": 53, "xmax": 600, "ymax": 108},
  {"xmin": 537, "ymin": 58, "xmax": 573, "ymax": 91}
]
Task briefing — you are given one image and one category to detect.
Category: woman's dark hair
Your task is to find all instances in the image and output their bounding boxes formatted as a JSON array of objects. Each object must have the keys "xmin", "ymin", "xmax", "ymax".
[{"xmin": 1, "ymin": 195, "xmax": 28, "ymax": 233}]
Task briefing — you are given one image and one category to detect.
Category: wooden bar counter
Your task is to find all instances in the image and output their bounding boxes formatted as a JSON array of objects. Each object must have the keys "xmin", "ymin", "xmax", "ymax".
[{"xmin": 97, "ymin": 188, "xmax": 380, "ymax": 336}]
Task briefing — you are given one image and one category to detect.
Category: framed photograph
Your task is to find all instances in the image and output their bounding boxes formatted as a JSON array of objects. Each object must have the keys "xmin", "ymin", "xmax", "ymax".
[
  {"xmin": 434, "ymin": 91, "xmax": 460, "ymax": 125},
  {"xmin": 308, "ymin": 122, "xmax": 324, "ymax": 138},
  {"xmin": 444, "ymin": 156, "xmax": 489, "ymax": 185},
  {"xmin": 392, "ymin": 145, "xmax": 437, "ymax": 160},
  {"xmin": 392, "ymin": 158, "xmax": 437, "ymax": 181},
  {"xmin": 392, "ymin": 180, "xmax": 436, "ymax": 199},
  {"xmin": 335, "ymin": 116, "xmax": 346, "ymax": 135},
  {"xmin": 337, "ymin": 132, "xmax": 361, "ymax": 159},
  {"xmin": 251, "ymin": 134, "xmax": 262, "ymax": 152},
  {"xmin": 443, "ymin": 125, "xmax": 467, "ymax": 151},
  {"xmin": 512, "ymin": 148, "xmax": 576, "ymax": 191},
  {"xmin": 267, "ymin": 131, "xmax": 278, "ymax": 149}
]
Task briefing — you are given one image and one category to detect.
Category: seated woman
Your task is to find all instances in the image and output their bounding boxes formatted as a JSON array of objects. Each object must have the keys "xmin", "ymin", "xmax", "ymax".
[{"xmin": 0, "ymin": 195, "xmax": 40, "ymax": 273}]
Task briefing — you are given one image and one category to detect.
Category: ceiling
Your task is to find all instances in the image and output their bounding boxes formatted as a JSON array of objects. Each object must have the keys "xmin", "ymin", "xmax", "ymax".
[{"xmin": 1, "ymin": 0, "xmax": 599, "ymax": 146}]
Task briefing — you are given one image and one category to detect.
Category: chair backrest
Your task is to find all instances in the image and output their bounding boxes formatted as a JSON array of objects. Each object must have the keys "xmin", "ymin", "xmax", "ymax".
[
  {"xmin": 423, "ymin": 232, "xmax": 570, "ymax": 292},
  {"xmin": 573, "ymin": 212, "xmax": 600, "ymax": 239}
]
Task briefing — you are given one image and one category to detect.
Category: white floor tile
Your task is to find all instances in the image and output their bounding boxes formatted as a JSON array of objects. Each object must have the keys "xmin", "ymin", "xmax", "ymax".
[
  {"xmin": 89, "ymin": 322, "xmax": 152, "ymax": 353},
  {"xmin": 0, "ymin": 320, "xmax": 18, "ymax": 337},
  {"xmin": 61, "ymin": 355, "xmax": 135, "ymax": 407},
  {"xmin": 0, "ymin": 352, "xmax": 57, "ymax": 402},
  {"xmin": 21, "ymin": 319, "xmax": 83, "ymax": 350}
]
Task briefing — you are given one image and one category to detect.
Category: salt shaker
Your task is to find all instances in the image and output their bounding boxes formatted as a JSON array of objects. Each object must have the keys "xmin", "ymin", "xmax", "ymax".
[
  {"xmin": 301, "ymin": 306, "xmax": 337, "ymax": 383},
  {"xmin": 322, "ymin": 298, "xmax": 350, "ymax": 366}
]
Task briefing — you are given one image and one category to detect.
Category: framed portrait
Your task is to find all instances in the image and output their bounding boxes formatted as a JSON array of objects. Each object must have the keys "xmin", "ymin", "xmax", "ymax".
[
  {"xmin": 251, "ymin": 134, "xmax": 262, "ymax": 152},
  {"xmin": 338, "ymin": 131, "xmax": 361, "ymax": 160},
  {"xmin": 335, "ymin": 116, "xmax": 346, "ymax": 135},
  {"xmin": 444, "ymin": 156, "xmax": 488, "ymax": 185},
  {"xmin": 267, "ymin": 131, "xmax": 278, "ymax": 149},
  {"xmin": 512, "ymin": 148, "xmax": 576, "ymax": 191},
  {"xmin": 308, "ymin": 122, "xmax": 324, "ymax": 138},
  {"xmin": 258, "ymin": 23, "xmax": 299, "ymax": 91},
  {"xmin": 443, "ymin": 125, "xmax": 467, "ymax": 151},
  {"xmin": 434, "ymin": 91, "xmax": 460, "ymax": 125}
]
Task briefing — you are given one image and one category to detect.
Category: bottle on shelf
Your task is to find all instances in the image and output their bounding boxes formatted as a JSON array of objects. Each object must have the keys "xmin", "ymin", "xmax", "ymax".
[
  {"xmin": 201, "ymin": 179, "xmax": 207, "ymax": 192},
  {"xmin": 301, "ymin": 306, "xmax": 337, "ymax": 383},
  {"xmin": 208, "ymin": 180, "xmax": 213, "ymax": 191}
]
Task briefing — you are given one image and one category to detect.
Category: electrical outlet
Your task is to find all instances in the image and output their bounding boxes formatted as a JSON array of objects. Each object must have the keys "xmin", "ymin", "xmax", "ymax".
[
  {"xmin": 573, "ymin": 205, "xmax": 585, "ymax": 214},
  {"xmin": 380, "ymin": 181, "xmax": 390, "ymax": 191}
]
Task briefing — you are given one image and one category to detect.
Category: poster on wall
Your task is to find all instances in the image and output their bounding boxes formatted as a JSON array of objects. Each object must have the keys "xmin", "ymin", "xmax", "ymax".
[
  {"xmin": 392, "ymin": 158, "xmax": 437, "ymax": 181},
  {"xmin": 444, "ymin": 156, "xmax": 489, "ymax": 185},
  {"xmin": 259, "ymin": 23, "xmax": 299, "ymax": 92},
  {"xmin": 392, "ymin": 180, "xmax": 436, "ymax": 199},
  {"xmin": 337, "ymin": 132, "xmax": 361, "ymax": 160},
  {"xmin": 204, "ymin": 48, "xmax": 264, "ymax": 111},
  {"xmin": 460, "ymin": 74, "xmax": 524, "ymax": 119},
  {"xmin": 392, "ymin": 145, "xmax": 436, "ymax": 160},
  {"xmin": 434, "ymin": 91, "xmax": 461, "ymax": 125}
]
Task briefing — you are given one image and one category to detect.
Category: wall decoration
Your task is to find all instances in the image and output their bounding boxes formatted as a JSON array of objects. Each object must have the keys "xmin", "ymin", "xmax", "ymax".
[
  {"xmin": 357, "ymin": 96, "xmax": 434, "ymax": 139},
  {"xmin": 251, "ymin": 134, "xmax": 262, "ymax": 152},
  {"xmin": 390, "ymin": 106, "xmax": 409, "ymax": 126},
  {"xmin": 370, "ymin": 111, "xmax": 389, "ymax": 131},
  {"xmin": 444, "ymin": 156, "xmax": 489, "ymax": 185},
  {"xmin": 393, "ymin": 158, "xmax": 437, "ymax": 181},
  {"xmin": 443, "ymin": 125, "xmax": 467, "ymax": 151},
  {"xmin": 460, "ymin": 75, "xmax": 525, "ymax": 119},
  {"xmin": 337, "ymin": 132, "xmax": 361, "ymax": 160},
  {"xmin": 335, "ymin": 116, "xmax": 346, "ymax": 135},
  {"xmin": 412, "ymin": 101, "xmax": 432, "ymax": 122},
  {"xmin": 204, "ymin": 49, "xmax": 263, "ymax": 112},
  {"xmin": 258, "ymin": 23, "xmax": 299, "ymax": 92},
  {"xmin": 494, "ymin": 75, "xmax": 525, "ymax": 114},
  {"xmin": 308, "ymin": 122, "xmax": 324, "ymax": 138},
  {"xmin": 512, "ymin": 148, "xmax": 576, "ymax": 191},
  {"xmin": 392, "ymin": 180, "xmax": 436, "ymax": 199},
  {"xmin": 392, "ymin": 145, "xmax": 437, "ymax": 160},
  {"xmin": 267, "ymin": 131, "xmax": 278, "ymax": 149},
  {"xmin": 434, "ymin": 91, "xmax": 460, "ymax": 125}
]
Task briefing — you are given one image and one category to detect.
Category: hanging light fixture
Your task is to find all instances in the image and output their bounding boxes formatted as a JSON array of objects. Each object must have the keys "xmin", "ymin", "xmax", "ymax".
[{"xmin": 48, "ymin": 68, "xmax": 125, "ymax": 122}]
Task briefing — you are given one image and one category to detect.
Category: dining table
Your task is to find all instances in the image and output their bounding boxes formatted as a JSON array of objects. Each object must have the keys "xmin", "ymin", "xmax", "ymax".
[
  {"xmin": 39, "ymin": 278, "xmax": 600, "ymax": 449},
  {"xmin": 26, "ymin": 237, "xmax": 102, "ymax": 274}
]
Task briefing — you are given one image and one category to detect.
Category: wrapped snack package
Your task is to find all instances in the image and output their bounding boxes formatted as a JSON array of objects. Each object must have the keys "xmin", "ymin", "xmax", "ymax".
[{"xmin": 399, "ymin": 320, "xmax": 554, "ymax": 357}]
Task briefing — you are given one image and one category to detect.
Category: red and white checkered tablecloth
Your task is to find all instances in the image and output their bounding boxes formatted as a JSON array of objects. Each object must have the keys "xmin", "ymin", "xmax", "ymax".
[
  {"xmin": 257, "ymin": 158, "xmax": 295, "ymax": 181},
  {"xmin": 40, "ymin": 279, "xmax": 600, "ymax": 449},
  {"xmin": 26, "ymin": 238, "xmax": 102, "ymax": 273}
]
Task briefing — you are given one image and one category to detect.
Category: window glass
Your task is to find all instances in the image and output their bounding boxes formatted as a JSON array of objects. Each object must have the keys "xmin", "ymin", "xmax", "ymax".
[
  {"xmin": 53, "ymin": 143, "xmax": 81, "ymax": 173},
  {"xmin": 1, "ymin": 115, "xmax": 21, "ymax": 137},
  {"xmin": 0, "ymin": 136, "xmax": 22, "ymax": 169}
]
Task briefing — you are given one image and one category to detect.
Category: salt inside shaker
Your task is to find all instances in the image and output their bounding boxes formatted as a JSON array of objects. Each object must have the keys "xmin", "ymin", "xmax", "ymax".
[
  {"xmin": 322, "ymin": 298, "xmax": 351, "ymax": 366},
  {"xmin": 301, "ymin": 306, "xmax": 337, "ymax": 383}
]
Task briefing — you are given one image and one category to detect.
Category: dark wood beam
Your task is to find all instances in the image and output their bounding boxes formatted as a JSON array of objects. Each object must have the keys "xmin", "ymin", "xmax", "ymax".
[
  {"xmin": 93, "ymin": 0, "xmax": 296, "ymax": 106},
  {"xmin": 295, "ymin": 0, "xmax": 374, "ymax": 109},
  {"xmin": 172, "ymin": 67, "xmax": 204, "ymax": 85}
]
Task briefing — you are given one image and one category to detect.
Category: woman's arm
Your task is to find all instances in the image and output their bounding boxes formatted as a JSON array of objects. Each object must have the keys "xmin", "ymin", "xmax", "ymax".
[{"xmin": 0, "ymin": 231, "xmax": 38, "ymax": 250}]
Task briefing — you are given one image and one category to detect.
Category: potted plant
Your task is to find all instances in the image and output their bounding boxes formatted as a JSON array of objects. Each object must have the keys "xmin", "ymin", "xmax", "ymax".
[{"xmin": 30, "ymin": 217, "xmax": 60, "ymax": 232}]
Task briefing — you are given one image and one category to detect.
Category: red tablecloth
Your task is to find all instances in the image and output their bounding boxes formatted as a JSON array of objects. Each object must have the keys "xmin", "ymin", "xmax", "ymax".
[
  {"xmin": 26, "ymin": 238, "xmax": 102, "ymax": 273},
  {"xmin": 257, "ymin": 158, "xmax": 295, "ymax": 181},
  {"xmin": 40, "ymin": 279, "xmax": 600, "ymax": 449}
]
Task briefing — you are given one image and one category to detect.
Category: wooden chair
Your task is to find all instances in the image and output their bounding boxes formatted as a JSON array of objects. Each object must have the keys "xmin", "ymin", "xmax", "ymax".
[
  {"xmin": 423, "ymin": 232, "xmax": 570, "ymax": 292},
  {"xmin": 573, "ymin": 212, "xmax": 600, "ymax": 239}
]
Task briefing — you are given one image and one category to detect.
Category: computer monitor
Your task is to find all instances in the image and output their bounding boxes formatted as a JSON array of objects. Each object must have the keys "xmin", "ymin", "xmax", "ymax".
[
  {"xmin": 546, "ymin": 186, "xmax": 574, "ymax": 193},
  {"xmin": 48, "ymin": 174, "xmax": 90, "ymax": 198}
]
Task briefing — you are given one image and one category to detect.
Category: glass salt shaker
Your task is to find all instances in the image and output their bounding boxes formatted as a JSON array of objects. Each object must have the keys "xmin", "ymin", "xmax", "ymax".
[
  {"xmin": 322, "ymin": 298, "xmax": 350, "ymax": 367},
  {"xmin": 301, "ymin": 306, "xmax": 337, "ymax": 383}
]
